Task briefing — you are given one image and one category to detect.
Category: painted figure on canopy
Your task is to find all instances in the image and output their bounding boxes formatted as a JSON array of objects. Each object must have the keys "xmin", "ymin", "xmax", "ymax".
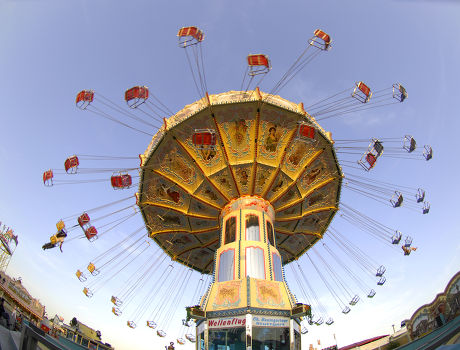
[{"xmin": 265, "ymin": 126, "xmax": 280, "ymax": 152}]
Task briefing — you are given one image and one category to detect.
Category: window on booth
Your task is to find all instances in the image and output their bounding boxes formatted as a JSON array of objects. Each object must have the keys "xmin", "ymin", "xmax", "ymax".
[
  {"xmin": 246, "ymin": 247, "xmax": 265, "ymax": 279},
  {"xmin": 198, "ymin": 330, "xmax": 205, "ymax": 350},
  {"xmin": 245, "ymin": 214, "xmax": 260, "ymax": 241},
  {"xmin": 252, "ymin": 327, "xmax": 290, "ymax": 350},
  {"xmin": 272, "ymin": 253, "xmax": 283, "ymax": 282},
  {"xmin": 294, "ymin": 329, "xmax": 301, "ymax": 350},
  {"xmin": 218, "ymin": 249, "xmax": 235, "ymax": 282},
  {"xmin": 267, "ymin": 220, "xmax": 275, "ymax": 246},
  {"xmin": 224, "ymin": 217, "xmax": 236, "ymax": 244},
  {"xmin": 209, "ymin": 328, "xmax": 246, "ymax": 350}
]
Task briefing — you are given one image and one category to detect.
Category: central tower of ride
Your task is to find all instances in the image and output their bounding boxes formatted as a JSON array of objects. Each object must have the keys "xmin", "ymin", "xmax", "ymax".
[{"xmin": 194, "ymin": 195, "xmax": 309, "ymax": 349}]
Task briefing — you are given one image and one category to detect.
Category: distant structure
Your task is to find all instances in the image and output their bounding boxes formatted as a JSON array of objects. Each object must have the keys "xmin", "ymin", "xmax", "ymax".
[
  {"xmin": 0, "ymin": 271, "xmax": 44, "ymax": 323},
  {"xmin": 337, "ymin": 271, "xmax": 460, "ymax": 350},
  {"xmin": 0, "ymin": 224, "xmax": 18, "ymax": 271},
  {"xmin": 407, "ymin": 270, "xmax": 460, "ymax": 339},
  {"xmin": 59, "ymin": 318, "xmax": 114, "ymax": 350}
]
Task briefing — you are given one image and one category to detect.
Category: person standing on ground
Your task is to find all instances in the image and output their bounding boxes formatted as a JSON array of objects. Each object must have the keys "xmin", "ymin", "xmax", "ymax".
[
  {"xmin": 11, "ymin": 307, "xmax": 17, "ymax": 330},
  {"xmin": 0, "ymin": 298, "xmax": 10, "ymax": 328}
]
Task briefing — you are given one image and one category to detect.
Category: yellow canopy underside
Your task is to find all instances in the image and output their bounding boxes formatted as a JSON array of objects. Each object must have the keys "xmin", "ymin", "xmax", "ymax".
[{"xmin": 138, "ymin": 90, "xmax": 342, "ymax": 273}]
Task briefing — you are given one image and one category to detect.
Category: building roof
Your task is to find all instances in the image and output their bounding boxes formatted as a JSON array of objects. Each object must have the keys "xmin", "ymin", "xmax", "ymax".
[
  {"xmin": 0, "ymin": 272, "xmax": 44, "ymax": 319},
  {"xmin": 339, "ymin": 335, "xmax": 389, "ymax": 350}
]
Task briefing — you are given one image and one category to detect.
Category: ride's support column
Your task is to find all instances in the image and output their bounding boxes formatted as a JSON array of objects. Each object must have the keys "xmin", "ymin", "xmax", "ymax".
[{"xmin": 246, "ymin": 314, "xmax": 252, "ymax": 350}]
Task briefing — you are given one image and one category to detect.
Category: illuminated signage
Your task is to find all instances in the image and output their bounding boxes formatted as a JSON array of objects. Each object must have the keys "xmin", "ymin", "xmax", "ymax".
[
  {"xmin": 208, "ymin": 316, "xmax": 246, "ymax": 329},
  {"xmin": 252, "ymin": 316, "xmax": 289, "ymax": 328}
]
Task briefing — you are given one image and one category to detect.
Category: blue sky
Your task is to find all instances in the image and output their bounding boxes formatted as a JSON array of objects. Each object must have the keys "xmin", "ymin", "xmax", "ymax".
[{"xmin": 1, "ymin": 0, "xmax": 459, "ymax": 349}]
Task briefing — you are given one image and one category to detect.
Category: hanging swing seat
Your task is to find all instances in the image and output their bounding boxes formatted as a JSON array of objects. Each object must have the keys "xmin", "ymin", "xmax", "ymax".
[
  {"xmin": 393, "ymin": 83, "xmax": 408, "ymax": 102},
  {"xmin": 125, "ymin": 86, "xmax": 149, "ymax": 108},
  {"xmin": 310, "ymin": 29, "xmax": 332, "ymax": 50},
  {"xmin": 358, "ymin": 138, "xmax": 384, "ymax": 171},
  {"xmin": 416, "ymin": 189, "xmax": 425, "ymax": 203},
  {"xmin": 352, "ymin": 82, "xmax": 372, "ymax": 103},
  {"xmin": 78, "ymin": 213, "xmax": 90, "ymax": 228},
  {"xmin": 83, "ymin": 287, "xmax": 93, "ymax": 298},
  {"xmin": 147, "ymin": 321, "xmax": 157, "ymax": 329},
  {"xmin": 185, "ymin": 334, "xmax": 196, "ymax": 342},
  {"xmin": 112, "ymin": 307, "xmax": 122, "ymax": 316},
  {"xmin": 247, "ymin": 54, "xmax": 271, "ymax": 76},
  {"xmin": 65, "ymin": 155, "xmax": 79, "ymax": 174},
  {"xmin": 392, "ymin": 231, "xmax": 402, "ymax": 245},
  {"xmin": 43, "ymin": 170, "xmax": 54, "ymax": 186},
  {"xmin": 87, "ymin": 262, "xmax": 100, "ymax": 276},
  {"xmin": 403, "ymin": 135, "xmax": 416, "ymax": 153},
  {"xmin": 76, "ymin": 90, "xmax": 94, "ymax": 110},
  {"xmin": 423, "ymin": 145, "xmax": 433, "ymax": 161},
  {"xmin": 177, "ymin": 26, "xmax": 204, "ymax": 47},
  {"xmin": 192, "ymin": 129, "xmax": 217, "ymax": 149},
  {"xmin": 85, "ymin": 226, "xmax": 98, "ymax": 241},
  {"xmin": 296, "ymin": 122, "xmax": 317, "ymax": 144},
  {"xmin": 390, "ymin": 191, "xmax": 404, "ymax": 208},
  {"xmin": 111, "ymin": 296, "xmax": 122, "ymax": 306},
  {"xmin": 314, "ymin": 317, "xmax": 323, "ymax": 326},
  {"xmin": 111, "ymin": 173, "xmax": 132, "ymax": 189},
  {"xmin": 422, "ymin": 202, "xmax": 430, "ymax": 214},
  {"xmin": 376, "ymin": 265, "xmax": 386, "ymax": 277},
  {"xmin": 76, "ymin": 270, "xmax": 87, "ymax": 282},
  {"xmin": 349, "ymin": 295, "xmax": 360, "ymax": 306}
]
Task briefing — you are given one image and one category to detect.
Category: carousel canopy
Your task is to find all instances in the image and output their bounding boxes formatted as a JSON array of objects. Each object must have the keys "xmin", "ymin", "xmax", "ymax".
[{"xmin": 138, "ymin": 89, "xmax": 342, "ymax": 273}]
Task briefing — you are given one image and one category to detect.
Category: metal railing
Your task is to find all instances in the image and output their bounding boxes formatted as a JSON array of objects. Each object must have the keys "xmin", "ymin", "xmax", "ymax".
[{"xmin": 19, "ymin": 321, "xmax": 71, "ymax": 350}]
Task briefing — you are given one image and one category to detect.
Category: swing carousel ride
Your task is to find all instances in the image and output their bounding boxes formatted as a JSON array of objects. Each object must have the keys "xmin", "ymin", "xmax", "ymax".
[{"xmin": 42, "ymin": 27, "xmax": 433, "ymax": 348}]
